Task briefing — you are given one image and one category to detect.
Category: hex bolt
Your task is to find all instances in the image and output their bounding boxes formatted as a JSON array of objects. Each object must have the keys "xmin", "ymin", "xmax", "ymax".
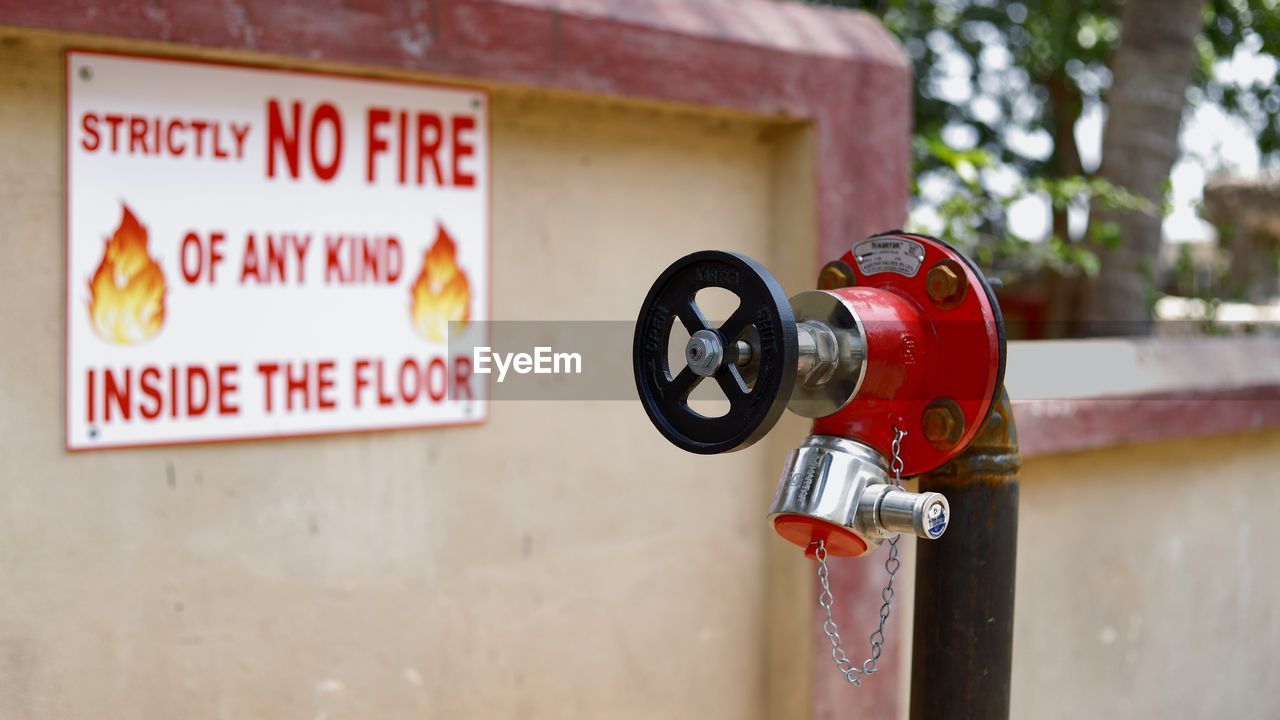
[
  {"xmin": 926, "ymin": 260, "xmax": 967, "ymax": 308},
  {"xmin": 818, "ymin": 260, "xmax": 857, "ymax": 290},
  {"xmin": 922, "ymin": 401, "xmax": 965, "ymax": 448},
  {"xmin": 922, "ymin": 407, "xmax": 953, "ymax": 441}
]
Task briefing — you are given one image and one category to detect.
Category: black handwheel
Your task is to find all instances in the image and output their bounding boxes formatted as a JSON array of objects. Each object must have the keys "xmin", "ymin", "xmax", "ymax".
[{"xmin": 633, "ymin": 251, "xmax": 798, "ymax": 454}]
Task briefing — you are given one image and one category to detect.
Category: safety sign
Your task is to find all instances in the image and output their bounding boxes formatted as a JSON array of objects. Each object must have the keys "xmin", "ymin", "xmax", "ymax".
[{"xmin": 66, "ymin": 51, "xmax": 489, "ymax": 449}]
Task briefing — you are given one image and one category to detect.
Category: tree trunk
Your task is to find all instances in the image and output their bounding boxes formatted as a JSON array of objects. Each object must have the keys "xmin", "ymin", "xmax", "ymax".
[
  {"xmin": 1078, "ymin": 0, "xmax": 1204, "ymax": 336},
  {"xmin": 1043, "ymin": 71, "xmax": 1086, "ymax": 338}
]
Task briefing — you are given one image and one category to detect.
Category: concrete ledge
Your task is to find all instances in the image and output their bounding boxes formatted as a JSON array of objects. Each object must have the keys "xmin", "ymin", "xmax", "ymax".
[{"xmin": 1008, "ymin": 338, "xmax": 1280, "ymax": 457}]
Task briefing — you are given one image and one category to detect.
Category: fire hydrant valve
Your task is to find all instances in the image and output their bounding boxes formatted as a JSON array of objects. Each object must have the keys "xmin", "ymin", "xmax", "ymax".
[
  {"xmin": 631, "ymin": 232, "xmax": 1004, "ymax": 689},
  {"xmin": 632, "ymin": 232, "xmax": 1003, "ymax": 554}
]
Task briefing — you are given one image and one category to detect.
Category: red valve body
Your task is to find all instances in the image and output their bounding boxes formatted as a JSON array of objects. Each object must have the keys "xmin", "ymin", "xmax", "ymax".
[{"xmin": 811, "ymin": 233, "xmax": 1003, "ymax": 478}]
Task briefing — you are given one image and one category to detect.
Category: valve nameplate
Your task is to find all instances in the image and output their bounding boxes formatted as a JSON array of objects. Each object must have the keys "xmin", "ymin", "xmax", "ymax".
[{"xmin": 852, "ymin": 237, "xmax": 926, "ymax": 278}]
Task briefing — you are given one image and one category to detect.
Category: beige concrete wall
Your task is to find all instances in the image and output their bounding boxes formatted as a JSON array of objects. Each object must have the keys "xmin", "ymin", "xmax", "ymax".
[
  {"xmin": 0, "ymin": 29, "xmax": 817, "ymax": 720},
  {"xmin": 1010, "ymin": 429, "xmax": 1280, "ymax": 719},
  {"xmin": 14, "ymin": 25, "xmax": 1274, "ymax": 720}
]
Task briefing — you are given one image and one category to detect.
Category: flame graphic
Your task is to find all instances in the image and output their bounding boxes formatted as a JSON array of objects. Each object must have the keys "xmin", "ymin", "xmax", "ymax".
[
  {"xmin": 88, "ymin": 203, "xmax": 166, "ymax": 345},
  {"xmin": 410, "ymin": 224, "xmax": 470, "ymax": 342}
]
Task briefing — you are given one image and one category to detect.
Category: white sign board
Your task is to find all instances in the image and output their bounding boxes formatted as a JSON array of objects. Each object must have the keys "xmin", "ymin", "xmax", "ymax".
[{"xmin": 66, "ymin": 51, "xmax": 489, "ymax": 450}]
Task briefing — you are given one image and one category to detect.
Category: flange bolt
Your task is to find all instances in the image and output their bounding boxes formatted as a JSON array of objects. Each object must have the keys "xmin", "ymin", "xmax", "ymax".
[
  {"xmin": 926, "ymin": 260, "xmax": 967, "ymax": 308},
  {"xmin": 922, "ymin": 400, "xmax": 965, "ymax": 449}
]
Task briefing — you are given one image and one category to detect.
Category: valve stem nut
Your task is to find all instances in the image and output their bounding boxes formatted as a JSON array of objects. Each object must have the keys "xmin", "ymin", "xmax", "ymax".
[{"xmin": 685, "ymin": 329, "xmax": 725, "ymax": 377}]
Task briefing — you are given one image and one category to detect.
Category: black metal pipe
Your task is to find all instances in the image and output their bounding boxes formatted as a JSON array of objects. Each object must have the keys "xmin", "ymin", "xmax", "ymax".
[{"xmin": 910, "ymin": 388, "xmax": 1020, "ymax": 720}]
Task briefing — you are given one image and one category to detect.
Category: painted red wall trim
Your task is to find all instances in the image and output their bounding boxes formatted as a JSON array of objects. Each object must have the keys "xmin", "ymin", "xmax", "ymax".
[
  {"xmin": 0, "ymin": 0, "xmax": 913, "ymax": 268},
  {"xmin": 1014, "ymin": 385, "xmax": 1280, "ymax": 457}
]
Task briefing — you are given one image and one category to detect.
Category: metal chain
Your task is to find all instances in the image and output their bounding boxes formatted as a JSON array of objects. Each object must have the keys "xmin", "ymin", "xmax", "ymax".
[{"xmin": 813, "ymin": 426, "xmax": 908, "ymax": 687}]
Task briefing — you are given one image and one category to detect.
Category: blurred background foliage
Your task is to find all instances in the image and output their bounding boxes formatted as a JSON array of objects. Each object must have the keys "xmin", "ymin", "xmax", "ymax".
[{"xmin": 810, "ymin": 0, "xmax": 1280, "ymax": 333}]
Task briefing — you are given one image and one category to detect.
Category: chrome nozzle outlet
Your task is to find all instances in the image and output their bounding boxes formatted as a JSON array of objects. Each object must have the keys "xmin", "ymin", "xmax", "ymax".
[{"xmin": 769, "ymin": 435, "xmax": 950, "ymax": 557}]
